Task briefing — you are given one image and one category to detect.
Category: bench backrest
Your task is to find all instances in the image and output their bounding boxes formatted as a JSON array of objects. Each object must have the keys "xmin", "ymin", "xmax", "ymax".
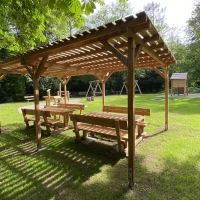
[
  {"xmin": 70, "ymin": 114, "xmax": 128, "ymax": 130},
  {"xmin": 103, "ymin": 106, "xmax": 150, "ymax": 116},
  {"xmin": 21, "ymin": 108, "xmax": 51, "ymax": 118}
]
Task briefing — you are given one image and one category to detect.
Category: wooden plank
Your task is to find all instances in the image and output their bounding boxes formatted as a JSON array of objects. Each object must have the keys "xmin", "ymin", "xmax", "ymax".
[
  {"xmin": 103, "ymin": 106, "xmax": 151, "ymax": 116},
  {"xmin": 0, "ymin": 73, "xmax": 8, "ymax": 81},
  {"xmin": 100, "ymin": 40, "xmax": 128, "ymax": 66},
  {"xmin": 152, "ymin": 66, "xmax": 165, "ymax": 78},
  {"xmin": 115, "ymin": 120, "xmax": 124, "ymax": 153},
  {"xmin": 21, "ymin": 13, "xmax": 147, "ymax": 59},
  {"xmin": 33, "ymin": 74, "xmax": 42, "ymax": 149},
  {"xmin": 164, "ymin": 66, "xmax": 169, "ymax": 130},
  {"xmin": 121, "ymin": 27, "xmax": 166, "ymax": 66},
  {"xmin": 127, "ymin": 37, "xmax": 136, "ymax": 188},
  {"xmin": 35, "ymin": 55, "xmax": 49, "ymax": 79}
]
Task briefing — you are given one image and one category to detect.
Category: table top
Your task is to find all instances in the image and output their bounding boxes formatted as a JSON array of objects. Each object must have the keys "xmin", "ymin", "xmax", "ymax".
[
  {"xmin": 85, "ymin": 112, "xmax": 143, "ymax": 122},
  {"xmin": 43, "ymin": 96, "xmax": 62, "ymax": 100},
  {"xmin": 42, "ymin": 107, "xmax": 73, "ymax": 114}
]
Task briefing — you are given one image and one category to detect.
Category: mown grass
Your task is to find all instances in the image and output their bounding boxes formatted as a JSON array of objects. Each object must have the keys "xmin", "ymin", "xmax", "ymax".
[{"xmin": 0, "ymin": 94, "xmax": 200, "ymax": 200}]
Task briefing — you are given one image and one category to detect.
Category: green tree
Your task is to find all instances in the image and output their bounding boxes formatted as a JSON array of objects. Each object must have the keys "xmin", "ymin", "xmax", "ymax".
[
  {"xmin": 183, "ymin": 0, "xmax": 200, "ymax": 86},
  {"xmin": 0, "ymin": 0, "xmax": 105, "ymax": 52},
  {"xmin": 142, "ymin": 2, "xmax": 169, "ymax": 39},
  {"xmin": 77, "ymin": 0, "xmax": 133, "ymax": 32}
]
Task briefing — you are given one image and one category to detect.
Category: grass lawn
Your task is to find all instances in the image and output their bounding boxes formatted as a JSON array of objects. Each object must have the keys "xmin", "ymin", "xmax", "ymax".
[{"xmin": 0, "ymin": 94, "xmax": 200, "ymax": 200}]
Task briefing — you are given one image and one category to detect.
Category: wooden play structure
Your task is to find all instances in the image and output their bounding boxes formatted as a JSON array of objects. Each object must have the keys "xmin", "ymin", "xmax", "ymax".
[
  {"xmin": 86, "ymin": 80, "xmax": 102, "ymax": 97},
  {"xmin": 44, "ymin": 83, "xmax": 70, "ymax": 106},
  {"xmin": 120, "ymin": 80, "xmax": 142, "ymax": 95},
  {"xmin": 57, "ymin": 83, "xmax": 70, "ymax": 101},
  {"xmin": 170, "ymin": 73, "xmax": 188, "ymax": 96},
  {"xmin": 0, "ymin": 12, "xmax": 177, "ymax": 188}
]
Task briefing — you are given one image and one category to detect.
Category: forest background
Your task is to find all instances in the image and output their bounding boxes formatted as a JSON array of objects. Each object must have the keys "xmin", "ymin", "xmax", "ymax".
[{"xmin": 0, "ymin": 0, "xmax": 200, "ymax": 103}]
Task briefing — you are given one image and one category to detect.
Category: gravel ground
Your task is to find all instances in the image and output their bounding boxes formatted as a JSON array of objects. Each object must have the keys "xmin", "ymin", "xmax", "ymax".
[{"xmin": 169, "ymin": 93, "xmax": 200, "ymax": 98}]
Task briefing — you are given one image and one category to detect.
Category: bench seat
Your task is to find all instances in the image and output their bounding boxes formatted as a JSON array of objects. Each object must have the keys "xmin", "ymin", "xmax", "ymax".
[
  {"xmin": 21, "ymin": 108, "xmax": 62, "ymax": 134},
  {"xmin": 77, "ymin": 123, "xmax": 128, "ymax": 140},
  {"xmin": 70, "ymin": 114, "xmax": 129, "ymax": 154},
  {"xmin": 24, "ymin": 95, "xmax": 34, "ymax": 102}
]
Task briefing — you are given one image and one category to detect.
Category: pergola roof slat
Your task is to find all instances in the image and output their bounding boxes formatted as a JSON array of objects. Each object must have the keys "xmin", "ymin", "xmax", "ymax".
[{"xmin": 0, "ymin": 12, "xmax": 176, "ymax": 78}]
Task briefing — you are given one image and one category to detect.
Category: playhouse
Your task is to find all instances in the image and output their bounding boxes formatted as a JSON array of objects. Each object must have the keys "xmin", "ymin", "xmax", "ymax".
[{"xmin": 170, "ymin": 72, "xmax": 188, "ymax": 96}]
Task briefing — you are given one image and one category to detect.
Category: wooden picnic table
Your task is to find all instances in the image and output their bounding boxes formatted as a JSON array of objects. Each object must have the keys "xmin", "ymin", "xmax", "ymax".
[
  {"xmin": 70, "ymin": 112, "xmax": 146, "ymax": 154},
  {"xmin": 83, "ymin": 111, "xmax": 145, "ymax": 138},
  {"xmin": 43, "ymin": 95, "xmax": 63, "ymax": 105},
  {"xmin": 42, "ymin": 107, "xmax": 74, "ymax": 128}
]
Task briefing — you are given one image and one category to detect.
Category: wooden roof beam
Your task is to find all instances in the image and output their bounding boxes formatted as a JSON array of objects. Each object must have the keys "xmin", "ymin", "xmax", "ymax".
[
  {"xmin": 152, "ymin": 66, "xmax": 165, "ymax": 78},
  {"xmin": 22, "ymin": 13, "xmax": 148, "ymax": 59},
  {"xmin": 121, "ymin": 27, "xmax": 166, "ymax": 66},
  {"xmin": 0, "ymin": 73, "xmax": 8, "ymax": 80},
  {"xmin": 143, "ymin": 34, "xmax": 160, "ymax": 43},
  {"xmin": 49, "ymin": 41, "xmax": 128, "ymax": 63},
  {"xmin": 100, "ymin": 40, "xmax": 128, "ymax": 66},
  {"xmin": 35, "ymin": 55, "xmax": 49, "ymax": 79}
]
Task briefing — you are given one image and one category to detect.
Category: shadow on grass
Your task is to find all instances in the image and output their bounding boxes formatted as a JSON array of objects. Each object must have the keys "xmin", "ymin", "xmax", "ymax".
[
  {"xmin": 145, "ymin": 130, "xmax": 166, "ymax": 138},
  {"xmin": 0, "ymin": 126, "xmax": 127, "ymax": 199},
  {"xmin": 0, "ymin": 125, "xmax": 200, "ymax": 199}
]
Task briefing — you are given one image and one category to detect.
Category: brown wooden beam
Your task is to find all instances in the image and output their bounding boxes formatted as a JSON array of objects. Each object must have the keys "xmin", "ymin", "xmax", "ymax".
[
  {"xmin": 35, "ymin": 55, "xmax": 49, "ymax": 79},
  {"xmin": 127, "ymin": 37, "xmax": 136, "ymax": 188},
  {"xmin": 24, "ymin": 13, "xmax": 147, "ymax": 60},
  {"xmin": 143, "ymin": 34, "xmax": 160, "ymax": 43},
  {"xmin": 33, "ymin": 74, "xmax": 42, "ymax": 149},
  {"xmin": 152, "ymin": 66, "xmax": 165, "ymax": 78},
  {"xmin": 121, "ymin": 27, "xmax": 166, "ymax": 66},
  {"xmin": 164, "ymin": 66, "xmax": 169, "ymax": 130},
  {"xmin": 0, "ymin": 73, "xmax": 8, "ymax": 81},
  {"xmin": 100, "ymin": 40, "xmax": 128, "ymax": 66}
]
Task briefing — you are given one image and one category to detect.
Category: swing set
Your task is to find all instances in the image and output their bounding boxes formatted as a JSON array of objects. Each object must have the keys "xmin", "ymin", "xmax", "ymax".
[
  {"xmin": 86, "ymin": 80, "xmax": 102, "ymax": 97},
  {"xmin": 120, "ymin": 80, "xmax": 142, "ymax": 95}
]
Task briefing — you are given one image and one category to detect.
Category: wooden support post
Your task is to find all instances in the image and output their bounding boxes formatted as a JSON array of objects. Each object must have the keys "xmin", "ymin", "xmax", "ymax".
[
  {"xmin": 59, "ymin": 83, "xmax": 61, "ymax": 96},
  {"xmin": 102, "ymin": 81, "xmax": 105, "ymax": 108},
  {"xmin": 33, "ymin": 75, "xmax": 42, "ymax": 149},
  {"xmin": 64, "ymin": 83, "xmax": 67, "ymax": 104},
  {"xmin": 164, "ymin": 66, "xmax": 169, "ymax": 130},
  {"xmin": 96, "ymin": 72, "xmax": 113, "ymax": 111},
  {"xmin": 47, "ymin": 89, "xmax": 51, "ymax": 106},
  {"xmin": 58, "ymin": 76, "xmax": 71, "ymax": 103},
  {"xmin": 127, "ymin": 37, "xmax": 136, "ymax": 188}
]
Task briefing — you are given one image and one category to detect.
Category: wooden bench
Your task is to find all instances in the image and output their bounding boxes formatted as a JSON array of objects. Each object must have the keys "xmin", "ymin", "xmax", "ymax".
[
  {"xmin": 21, "ymin": 108, "xmax": 62, "ymax": 134},
  {"xmin": 70, "ymin": 114, "xmax": 128, "ymax": 154},
  {"xmin": 24, "ymin": 95, "xmax": 34, "ymax": 103},
  {"xmin": 78, "ymin": 92, "xmax": 87, "ymax": 97},
  {"xmin": 103, "ymin": 105, "xmax": 150, "ymax": 136}
]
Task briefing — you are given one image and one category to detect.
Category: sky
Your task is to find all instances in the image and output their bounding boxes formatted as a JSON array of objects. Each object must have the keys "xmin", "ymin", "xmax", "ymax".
[{"xmin": 100, "ymin": 0, "xmax": 194, "ymax": 27}]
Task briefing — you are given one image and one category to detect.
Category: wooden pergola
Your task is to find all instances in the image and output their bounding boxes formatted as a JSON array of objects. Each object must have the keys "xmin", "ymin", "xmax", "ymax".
[{"xmin": 0, "ymin": 12, "xmax": 176, "ymax": 187}]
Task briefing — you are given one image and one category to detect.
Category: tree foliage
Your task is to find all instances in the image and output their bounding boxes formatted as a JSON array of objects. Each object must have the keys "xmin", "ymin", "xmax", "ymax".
[
  {"xmin": 181, "ymin": 0, "xmax": 200, "ymax": 86},
  {"xmin": 0, "ymin": 0, "xmax": 104, "ymax": 52},
  {"xmin": 143, "ymin": 2, "xmax": 168, "ymax": 35},
  {"xmin": 76, "ymin": 0, "xmax": 133, "ymax": 33}
]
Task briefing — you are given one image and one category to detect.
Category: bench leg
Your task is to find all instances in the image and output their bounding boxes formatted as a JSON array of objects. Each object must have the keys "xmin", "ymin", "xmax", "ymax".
[
  {"xmin": 137, "ymin": 124, "xmax": 148, "ymax": 137},
  {"xmin": 82, "ymin": 130, "xmax": 89, "ymax": 140},
  {"xmin": 46, "ymin": 124, "xmax": 51, "ymax": 134},
  {"xmin": 137, "ymin": 125, "xmax": 143, "ymax": 136},
  {"xmin": 74, "ymin": 130, "xmax": 81, "ymax": 142},
  {"xmin": 53, "ymin": 124, "xmax": 58, "ymax": 130}
]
